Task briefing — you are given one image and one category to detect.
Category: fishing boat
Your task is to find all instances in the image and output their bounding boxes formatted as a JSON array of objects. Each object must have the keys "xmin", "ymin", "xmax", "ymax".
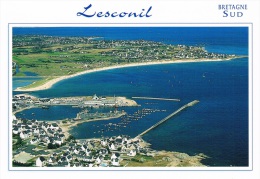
[{"xmin": 41, "ymin": 105, "xmax": 49, "ymax": 109}]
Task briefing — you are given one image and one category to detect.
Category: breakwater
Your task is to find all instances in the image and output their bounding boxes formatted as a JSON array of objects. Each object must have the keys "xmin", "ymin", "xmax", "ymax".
[
  {"xmin": 137, "ymin": 100, "xmax": 199, "ymax": 137},
  {"xmin": 132, "ymin": 96, "xmax": 180, "ymax": 101}
]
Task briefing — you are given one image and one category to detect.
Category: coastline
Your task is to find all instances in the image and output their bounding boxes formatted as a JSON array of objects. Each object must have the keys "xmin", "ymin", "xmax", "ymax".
[
  {"xmin": 58, "ymin": 117, "xmax": 208, "ymax": 167},
  {"xmin": 57, "ymin": 112, "xmax": 126, "ymax": 138},
  {"xmin": 14, "ymin": 58, "xmax": 235, "ymax": 92},
  {"xmin": 13, "ymin": 109, "xmax": 208, "ymax": 167}
]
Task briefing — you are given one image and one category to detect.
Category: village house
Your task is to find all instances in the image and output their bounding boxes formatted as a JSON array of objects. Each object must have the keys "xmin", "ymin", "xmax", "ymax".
[
  {"xmin": 99, "ymin": 148, "xmax": 108, "ymax": 156},
  {"xmin": 111, "ymin": 158, "xmax": 120, "ymax": 166},
  {"xmin": 128, "ymin": 149, "xmax": 137, "ymax": 157},
  {"xmin": 109, "ymin": 143, "xmax": 116, "ymax": 151},
  {"xmin": 36, "ymin": 156, "xmax": 46, "ymax": 167},
  {"xmin": 30, "ymin": 137, "xmax": 39, "ymax": 144},
  {"xmin": 85, "ymin": 148, "xmax": 91, "ymax": 156},
  {"xmin": 20, "ymin": 131, "xmax": 29, "ymax": 139},
  {"xmin": 13, "ymin": 127, "xmax": 19, "ymax": 135}
]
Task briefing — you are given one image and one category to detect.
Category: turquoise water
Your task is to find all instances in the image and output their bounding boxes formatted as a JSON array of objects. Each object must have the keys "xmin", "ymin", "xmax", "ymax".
[{"xmin": 13, "ymin": 77, "xmax": 42, "ymax": 90}]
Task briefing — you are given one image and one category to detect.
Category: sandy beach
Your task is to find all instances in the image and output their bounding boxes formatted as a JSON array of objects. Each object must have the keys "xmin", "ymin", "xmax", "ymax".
[{"xmin": 14, "ymin": 58, "xmax": 234, "ymax": 92}]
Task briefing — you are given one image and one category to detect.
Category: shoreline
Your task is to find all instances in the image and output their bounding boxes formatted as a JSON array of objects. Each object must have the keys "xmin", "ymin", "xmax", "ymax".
[
  {"xmin": 57, "ymin": 112, "xmax": 126, "ymax": 138},
  {"xmin": 58, "ymin": 117, "xmax": 208, "ymax": 167},
  {"xmin": 14, "ymin": 58, "xmax": 237, "ymax": 92}
]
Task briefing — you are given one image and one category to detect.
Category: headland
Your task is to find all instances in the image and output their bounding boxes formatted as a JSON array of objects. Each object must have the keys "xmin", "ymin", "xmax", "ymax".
[{"xmin": 13, "ymin": 35, "xmax": 241, "ymax": 92}]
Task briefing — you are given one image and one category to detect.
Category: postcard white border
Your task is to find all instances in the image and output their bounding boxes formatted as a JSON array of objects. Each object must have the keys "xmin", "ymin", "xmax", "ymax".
[{"xmin": 8, "ymin": 23, "xmax": 253, "ymax": 172}]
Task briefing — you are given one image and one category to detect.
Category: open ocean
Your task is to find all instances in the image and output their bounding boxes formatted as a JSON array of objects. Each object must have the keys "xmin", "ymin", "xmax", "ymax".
[{"xmin": 13, "ymin": 27, "xmax": 249, "ymax": 167}]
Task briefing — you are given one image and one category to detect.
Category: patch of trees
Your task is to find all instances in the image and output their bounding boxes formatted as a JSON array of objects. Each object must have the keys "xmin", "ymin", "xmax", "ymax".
[
  {"xmin": 12, "ymin": 160, "xmax": 34, "ymax": 167},
  {"xmin": 66, "ymin": 135, "xmax": 76, "ymax": 142},
  {"xmin": 47, "ymin": 143, "xmax": 61, "ymax": 149},
  {"xmin": 12, "ymin": 134, "xmax": 26, "ymax": 150}
]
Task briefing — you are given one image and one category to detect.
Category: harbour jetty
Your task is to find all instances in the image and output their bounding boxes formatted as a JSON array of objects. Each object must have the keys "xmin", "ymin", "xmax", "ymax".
[
  {"xmin": 137, "ymin": 100, "xmax": 199, "ymax": 137},
  {"xmin": 132, "ymin": 96, "xmax": 180, "ymax": 101},
  {"xmin": 12, "ymin": 94, "xmax": 138, "ymax": 114}
]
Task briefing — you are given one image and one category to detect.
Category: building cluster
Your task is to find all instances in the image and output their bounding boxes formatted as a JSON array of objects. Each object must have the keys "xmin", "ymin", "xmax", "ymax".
[
  {"xmin": 100, "ymin": 43, "xmax": 232, "ymax": 62},
  {"xmin": 12, "ymin": 94, "xmax": 132, "ymax": 114},
  {"xmin": 13, "ymin": 35, "xmax": 233, "ymax": 63},
  {"xmin": 13, "ymin": 94, "xmax": 35, "ymax": 111},
  {"xmin": 173, "ymin": 45, "xmax": 230, "ymax": 59},
  {"xmin": 35, "ymin": 135, "xmax": 150, "ymax": 167},
  {"xmin": 13, "ymin": 35, "xmax": 94, "ymax": 51},
  {"xmin": 93, "ymin": 39, "xmax": 163, "ymax": 49},
  {"xmin": 12, "ymin": 116, "xmax": 65, "ymax": 147},
  {"xmin": 99, "ymin": 40, "xmax": 173, "ymax": 62},
  {"xmin": 12, "ymin": 35, "xmax": 235, "ymax": 78},
  {"xmin": 12, "ymin": 113, "xmax": 152, "ymax": 167},
  {"xmin": 12, "ymin": 93, "xmax": 149, "ymax": 167}
]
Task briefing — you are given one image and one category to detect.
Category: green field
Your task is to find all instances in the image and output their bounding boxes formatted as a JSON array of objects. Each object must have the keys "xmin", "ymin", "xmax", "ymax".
[{"xmin": 13, "ymin": 35, "xmax": 234, "ymax": 84}]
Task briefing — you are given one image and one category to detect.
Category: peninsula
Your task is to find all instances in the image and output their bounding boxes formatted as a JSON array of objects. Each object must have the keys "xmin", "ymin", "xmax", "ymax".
[{"xmin": 13, "ymin": 35, "xmax": 239, "ymax": 91}]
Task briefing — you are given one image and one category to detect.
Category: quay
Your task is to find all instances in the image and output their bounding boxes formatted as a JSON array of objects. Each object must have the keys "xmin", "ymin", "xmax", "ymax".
[
  {"xmin": 12, "ymin": 94, "xmax": 138, "ymax": 113},
  {"xmin": 137, "ymin": 100, "xmax": 199, "ymax": 137},
  {"xmin": 132, "ymin": 96, "xmax": 180, "ymax": 101}
]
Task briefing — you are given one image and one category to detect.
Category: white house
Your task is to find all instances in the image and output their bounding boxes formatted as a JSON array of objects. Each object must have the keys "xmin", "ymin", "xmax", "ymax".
[
  {"xmin": 54, "ymin": 138, "xmax": 62, "ymax": 146},
  {"xmin": 48, "ymin": 157, "xmax": 56, "ymax": 164},
  {"xmin": 120, "ymin": 144, "xmax": 128, "ymax": 152},
  {"xmin": 36, "ymin": 157, "xmax": 45, "ymax": 167},
  {"xmin": 95, "ymin": 156, "xmax": 101, "ymax": 164},
  {"xmin": 20, "ymin": 132, "xmax": 28, "ymax": 139},
  {"xmin": 85, "ymin": 148, "xmax": 91, "ymax": 156},
  {"xmin": 66, "ymin": 155, "xmax": 72, "ymax": 162},
  {"xmin": 16, "ymin": 124, "xmax": 24, "ymax": 132},
  {"xmin": 122, "ymin": 136, "xmax": 130, "ymax": 144},
  {"xmin": 27, "ymin": 122, "xmax": 33, "ymax": 128},
  {"xmin": 101, "ymin": 139, "xmax": 108, "ymax": 147},
  {"xmin": 92, "ymin": 94, "xmax": 99, "ymax": 100},
  {"xmin": 111, "ymin": 153, "xmax": 120, "ymax": 160},
  {"xmin": 99, "ymin": 148, "xmax": 108, "ymax": 156},
  {"xmin": 49, "ymin": 123, "xmax": 59, "ymax": 130},
  {"xmin": 74, "ymin": 148, "xmax": 80, "ymax": 155},
  {"xmin": 109, "ymin": 143, "xmax": 116, "ymax": 150},
  {"xmin": 33, "ymin": 128, "xmax": 40, "ymax": 135},
  {"xmin": 116, "ymin": 135, "xmax": 122, "ymax": 139},
  {"xmin": 12, "ymin": 115, "xmax": 17, "ymax": 121},
  {"xmin": 30, "ymin": 138, "xmax": 38, "ymax": 144},
  {"xmin": 81, "ymin": 145, "xmax": 87, "ymax": 151},
  {"xmin": 111, "ymin": 158, "xmax": 120, "ymax": 166},
  {"xmin": 83, "ymin": 155, "xmax": 94, "ymax": 162},
  {"xmin": 13, "ymin": 127, "xmax": 19, "ymax": 135},
  {"xmin": 128, "ymin": 149, "xmax": 137, "ymax": 157}
]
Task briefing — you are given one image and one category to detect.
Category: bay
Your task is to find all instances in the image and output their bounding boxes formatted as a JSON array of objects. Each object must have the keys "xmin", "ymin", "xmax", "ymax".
[{"xmin": 12, "ymin": 27, "xmax": 249, "ymax": 167}]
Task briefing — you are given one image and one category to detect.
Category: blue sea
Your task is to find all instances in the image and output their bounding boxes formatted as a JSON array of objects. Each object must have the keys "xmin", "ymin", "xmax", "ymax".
[{"xmin": 13, "ymin": 27, "xmax": 249, "ymax": 167}]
